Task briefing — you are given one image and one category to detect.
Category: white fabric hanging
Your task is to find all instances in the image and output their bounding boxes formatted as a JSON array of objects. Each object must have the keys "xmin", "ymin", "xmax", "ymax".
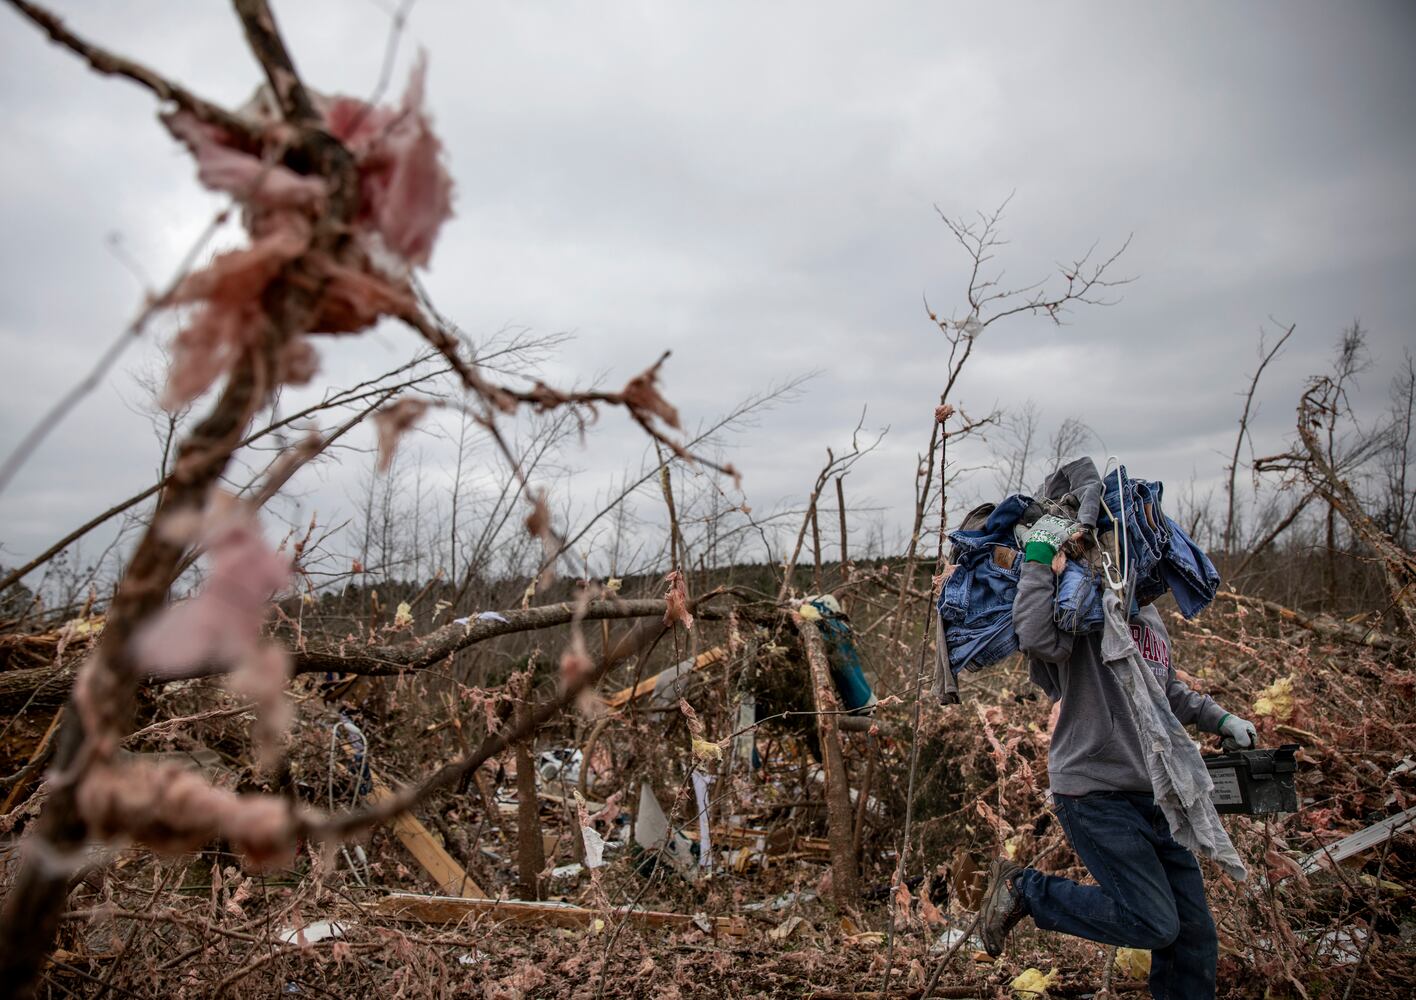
[
  {"xmin": 1100, "ymin": 589, "xmax": 1246, "ymax": 881},
  {"xmin": 691, "ymin": 770, "xmax": 716, "ymax": 868}
]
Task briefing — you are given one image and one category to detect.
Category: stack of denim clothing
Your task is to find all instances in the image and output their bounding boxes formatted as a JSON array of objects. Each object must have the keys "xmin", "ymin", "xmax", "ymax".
[
  {"xmin": 1094, "ymin": 467, "xmax": 1221, "ymax": 619},
  {"xmin": 937, "ymin": 496, "xmax": 1030, "ymax": 673},
  {"xmin": 935, "ymin": 463, "xmax": 1222, "ymax": 679},
  {"xmin": 1052, "ymin": 557, "xmax": 1109, "ymax": 633}
]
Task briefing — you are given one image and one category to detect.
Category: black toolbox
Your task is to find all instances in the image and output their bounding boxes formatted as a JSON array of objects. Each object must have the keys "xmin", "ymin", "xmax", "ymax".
[{"xmin": 1203, "ymin": 744, "xmax": 1299, "ymax": 815}]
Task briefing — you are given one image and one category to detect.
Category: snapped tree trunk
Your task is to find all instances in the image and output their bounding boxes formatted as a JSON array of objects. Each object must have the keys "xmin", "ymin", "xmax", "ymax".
[
  {"xmin": 514, "ymin": 707, "xmax": 545, "ymax": 900},
  {"xmin": 1296, "ymin": 383, "xmax": 1416, "ymax": 638},
  {"xmin": 793, "ymin": 614, "xmax": 860, "ymax": 906}
]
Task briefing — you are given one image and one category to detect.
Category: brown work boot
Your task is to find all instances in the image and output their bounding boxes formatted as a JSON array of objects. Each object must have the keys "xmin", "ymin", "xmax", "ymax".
[{"xmin": 977, "ymin": 858, "xmax": 1027, "ymax": 957}]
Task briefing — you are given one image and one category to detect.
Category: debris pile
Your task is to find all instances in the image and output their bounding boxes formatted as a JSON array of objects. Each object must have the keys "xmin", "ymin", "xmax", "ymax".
[{"xmin": 3, "ymin": 566, "xmax": 1413, "ymax": 998}]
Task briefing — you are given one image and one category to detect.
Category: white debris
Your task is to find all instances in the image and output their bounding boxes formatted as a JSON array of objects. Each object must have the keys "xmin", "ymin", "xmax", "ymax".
[
  {"xmin": 733, "ymin": 694, "xmax": 757, "ymax": 766},
  {"xmin": 931, "ymin": 925, "xmax": 984, "ymax": 953},
  {"xmin": 691, "ymin": 770, "xmax": 716, "ymax": 868},
  {"xmin": 1306, "ymin": 926, "xmax": 1368, "ymax": 965},
  {"xmin": 277, "ymin": 920, "xmax": 346, "ymax": 945},
  {"xmin": 633, "ymin": 781, "xmax": 697, "ymax": 872},
  {"xmin": 741, "ymin": 890, "xmax": 818, "ymax": 913},
  {"xmin": 634, "ymin": 782, "xmax": 671, "ymax": 849},
  {"xmin": 582, "ymin": 826, "xmax": 606, "ymax": 868},
  {"xmin": 538, "ymin": 748, "xmax": 582, "ymax": 784}
]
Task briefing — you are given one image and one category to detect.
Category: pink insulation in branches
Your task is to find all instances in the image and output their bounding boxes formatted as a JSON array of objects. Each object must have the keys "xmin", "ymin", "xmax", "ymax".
[
  {"xmin": 321, "ymin": 54, "xmax": 455, "ymax": 269},
  {"xmin": 229, "ymin": 643, "xmax": 295, "ymax": 771},
  {"xmin": 76, "ymin": 760, "xmax": 295, "ymax": 868},
  {"xmin": 309, "ymin": 259, "xmax": 419, "ymax": 334},
  {"xmin": 133, "ymin": 494, "xmax": 291, "ymax": 677},
  {"xmin": 559, "ymin": 638, "xmax": 592, "ymax": 687},
  {"xmin": 162, "ymin": 111, "xmax": 327, "ymax": 210},
  {"xmin": 621, "ymin": 353, "xmax": 682, "ymax": 432},
  {"xmin": 157, "ymin": 58, "xmax": 453, "ymax": 408},
  {"xmin": 161, "ymin": 216, "xmax": 310, "ymax": 408}
]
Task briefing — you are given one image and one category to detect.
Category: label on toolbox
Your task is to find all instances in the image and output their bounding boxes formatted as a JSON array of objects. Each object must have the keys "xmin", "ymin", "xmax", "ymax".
[{"xmin": 1209, "ymin": 768, "xmax": 1244, "ymax": 806}]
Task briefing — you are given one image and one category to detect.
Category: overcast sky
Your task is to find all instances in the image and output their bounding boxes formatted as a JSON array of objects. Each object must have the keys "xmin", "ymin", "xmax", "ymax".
[{"xmin": 2, "ymin": 1, "xmax": 1413, "ymax": 584}]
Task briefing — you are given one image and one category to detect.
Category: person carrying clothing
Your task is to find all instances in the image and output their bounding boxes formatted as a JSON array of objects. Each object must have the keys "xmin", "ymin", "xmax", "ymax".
[{"xmin": 975, "ymin": 511, "xmax": 1257, "ymax": 1000}]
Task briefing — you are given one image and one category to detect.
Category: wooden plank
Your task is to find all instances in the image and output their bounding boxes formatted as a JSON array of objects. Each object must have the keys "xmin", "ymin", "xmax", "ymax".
[
  {"xmin": 367, "ymin": 781, "xmax": 487, "ymax": 898},
  {"xmin": 603, "ymin": 647, "xmax": 725, "ymax": 709},
  {"xmin": 372, "ymin": 893, "xmax": 747, "ymax": 937},
  {"xmin": 491, "ymin": 789, "xmax": 605, "ymax": 816},
  {"xmin": 682, "ymin": 825, "xmax": 830, "ymax": 857},
  {"xmin": 1299, "ymin": 805, "xmax": 1416, "ymax": 874}
]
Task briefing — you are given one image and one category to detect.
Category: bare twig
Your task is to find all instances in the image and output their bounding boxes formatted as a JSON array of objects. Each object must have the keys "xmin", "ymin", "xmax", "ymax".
[
  {"xmin": 0, "ymin": 204, "xmax": 231, "ymax": 498},
  {"xmin": 882, "ymin": 405, "xmax": 950, "ymax": 995},
  {"xmin": 1224, "ymin": 323, "xmax": 1296, "ymax": 555},
  {"xmin": 4, "ymin": 0, "xmax": 258, "ymax": 137}
]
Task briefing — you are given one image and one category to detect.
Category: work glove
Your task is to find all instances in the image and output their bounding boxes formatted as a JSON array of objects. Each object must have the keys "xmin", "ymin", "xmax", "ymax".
[
  {"xmin": 1020, "ymin": 513, "xmax": 1082, "ymax": 566},
  {"xmin": 1219, "ymin": 714, "xmax": 1258, "ymax": 751}
]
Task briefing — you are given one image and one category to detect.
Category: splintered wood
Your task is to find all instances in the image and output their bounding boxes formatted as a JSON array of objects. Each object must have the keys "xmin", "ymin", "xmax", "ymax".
[
  {"xmin": 367, "ymin": 781, "xmax": 487, "ymax": 898},
  {"xmin": 372, "ymin": 893, "xmax": 748, "ymax": 938},
  {"xmin": 603, "ymin": 647, "xmax": 726, "ymax": 709}
]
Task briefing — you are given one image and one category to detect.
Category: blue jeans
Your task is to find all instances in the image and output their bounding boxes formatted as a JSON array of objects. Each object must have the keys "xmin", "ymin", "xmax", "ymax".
[
  {"xmin": 1053, "ymin": 559, "xmax": 1106, "ymax": 633},
  {"xmin": 1158, "ymin": 519, "xmax": 1222, "ymax": 618},
  {"xmin": 1099, "ymin": 469, "xmax": 1220, "ymax": 619},
  {"xmin": 943, "ymin": 612, "xmax": 1019, "ymax": 672},
  {"xmin": 1014, "ymin": 791, "xmax": 1218, "ymax": 1000},
  {"xmin": 939, "ymin": 533, "xmax": 1024, "ymax": 672}
]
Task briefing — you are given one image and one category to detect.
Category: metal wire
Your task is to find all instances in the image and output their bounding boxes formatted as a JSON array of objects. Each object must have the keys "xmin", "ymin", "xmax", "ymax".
[{"xmin": 1100, "ymin": 455, "xmax": 1131, "ymax": 603}]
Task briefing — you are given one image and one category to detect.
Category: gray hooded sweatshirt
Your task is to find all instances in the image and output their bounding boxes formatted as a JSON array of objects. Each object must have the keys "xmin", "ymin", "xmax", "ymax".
[{"xmin": 1014, "ymin": 559, "xmax": 1228, "ymax": 795}]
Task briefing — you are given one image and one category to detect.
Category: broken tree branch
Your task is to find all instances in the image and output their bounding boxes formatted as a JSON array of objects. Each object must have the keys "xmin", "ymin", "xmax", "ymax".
[
  {"xmin": 1284, "ymin": 380, "xmax": 1416, "ymax": 635},
  {"xmin": 0, "ymin": 599, "xmax": 735, "ymax": 714},
  {"xmin": 5, "ymin": 0, "xmax": 258, "ymax": 139},
  {"xmin": 792, "ymin": 612, "xmax": 860, "ymax": 905},
  {"xmin": 0, "ymin": 2, "xmax": 363, "ymax": 989},
  {"xmin": 294, "ymin": 598, "xmax": 730, "ymax": 677},
  {"xmin": 1212, "ymin": 590, "xmax": 1406, "ymax": 652}
]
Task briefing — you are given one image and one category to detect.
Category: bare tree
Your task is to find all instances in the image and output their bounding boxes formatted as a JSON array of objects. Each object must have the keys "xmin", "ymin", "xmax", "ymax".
[
  {"xmin": 1223, "ymin": 322, "xmax": 1295, "ymax": 556},
  {"xmin": 992, "ymin": 399, "xmax": 1040, "ymax": 496},
  {"xmin": 1047, "ymin": 415, "xmax": 1097, "ymax": 473},
  {"xmin": 1322, "ymin": 322, "xmax": 1371, "ymax": 600},
  {"xmin": 886, "ymin": 196, "xmax": 1131, "ymax": 654},
  {"xmin": 1379, "ymin": 350, "xmax": 1415, "ymax": 548},
  {"xmin": 1256, "ymin": 375, "xmax": 1416, "ymax": 636}
]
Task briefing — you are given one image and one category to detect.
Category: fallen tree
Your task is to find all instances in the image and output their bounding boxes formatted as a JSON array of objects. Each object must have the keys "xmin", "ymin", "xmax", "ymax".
[{"xmin": 0, "ymin": 596, "xmax": 742, "ymax": 714}]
